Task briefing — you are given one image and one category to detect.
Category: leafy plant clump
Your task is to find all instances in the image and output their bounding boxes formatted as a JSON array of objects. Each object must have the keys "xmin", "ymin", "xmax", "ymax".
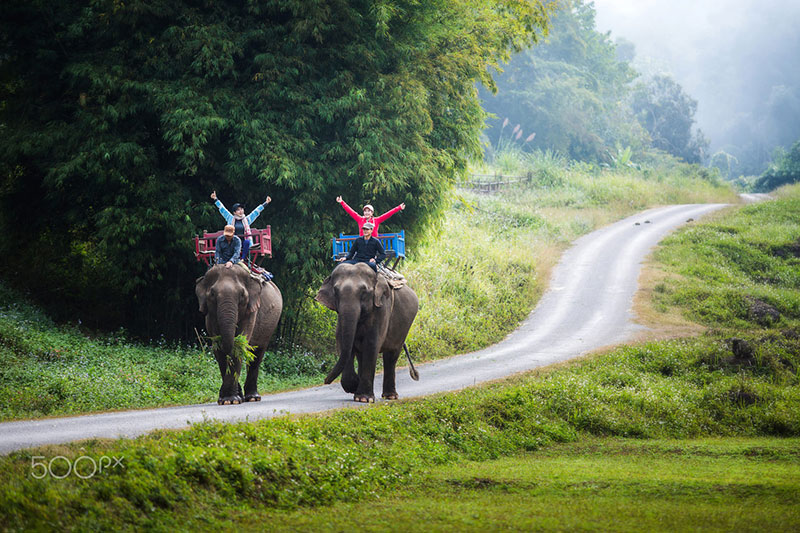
[{"xmin": 209, "ymin": 334, "xmax": 256, "ymax": 380}]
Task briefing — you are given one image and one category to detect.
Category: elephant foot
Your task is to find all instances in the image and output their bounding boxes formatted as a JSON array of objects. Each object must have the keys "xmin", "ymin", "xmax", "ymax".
[
  {"xmin": 217, "ymin": 395, "xmax": 243, "ymax": 405},
  {"xmin": 354, "ymin": 394, "xmax": 375, "ymax": 403},
  {"xmin": 244, "ymin": 394, "xmax": 261, "ymax": 402},
  {"xmin": 382, "ymin": 392, "xmax": 399, "ymax": 400}
]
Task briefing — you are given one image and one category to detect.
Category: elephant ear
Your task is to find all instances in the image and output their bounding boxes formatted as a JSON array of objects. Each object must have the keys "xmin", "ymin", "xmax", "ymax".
[
  {"xmin": 246, "ymin": 275, "xmax": 264, "ymax": 315},
  {"xmin": 315, "ymin": 276, "xmax": 336, "ymax": 311},
  {"xmin": 373, "ymin": 275, "xmax": 391, "ymax": 308},
  {"xmin": 195, "ymin": 275, "xmax": 210, "ymax": 315}
]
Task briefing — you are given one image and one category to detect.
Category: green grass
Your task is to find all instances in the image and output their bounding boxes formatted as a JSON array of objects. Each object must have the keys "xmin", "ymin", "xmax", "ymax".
[
  {"xmin": 1, "ymin": 330, "xmax": 798, "ymax": 530},
  {"xmin": 650, "ymin": 183, "xmax": 800, "ymax": 331},
  {"xmin": 2, "ymin": 170, "xmax": 789, "ymax": 531},
  {"xmin": 256, "ymin": 438, "xmax": 800, "ymax": 532},
  {"xmin": 399, "ymin": 157, "xmax": 737, "ymax": 360},
  {"xmin": 0, "ymin": 284, "xmax": 333, "ymax": 421}
]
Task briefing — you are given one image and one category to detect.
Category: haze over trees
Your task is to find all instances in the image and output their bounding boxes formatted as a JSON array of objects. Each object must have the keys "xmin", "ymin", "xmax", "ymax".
[
  {"xmin": 480, "ymin": 0, "xmax": 706, "ymax": 166},
  {"xmin": 631, "ymin": 74, "xmax": 708, "ymax": 164},
  {"xmin": 0, "ymin": 0, "xmax": 549, "ymax": 338},
  {"xmin": 481, "ymin": 0, "xmax": 647, "ymax": 163},
  {"xmin": 593, "ymin": 0, "xmax": 800, "ymax": 178}
]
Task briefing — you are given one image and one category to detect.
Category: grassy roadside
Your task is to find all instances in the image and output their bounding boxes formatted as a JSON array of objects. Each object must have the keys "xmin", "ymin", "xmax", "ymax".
[
  {"xmin": 1, "ymin": 329, "xmax": 797, "ymax": 530},
  {"xmin": 0, "ymin": 161, "xmax": 735, "ymax": 421},
  {"xmin": 636, "ymin": 183, "xmax": 800, "ymax": 336},
  {"xmin": 362, "ymin": 158, "xmax": 738, "ymax": 360},
  {"xmin": 0, "ymin": 285, "xmax": 335, "ymax": 421}
]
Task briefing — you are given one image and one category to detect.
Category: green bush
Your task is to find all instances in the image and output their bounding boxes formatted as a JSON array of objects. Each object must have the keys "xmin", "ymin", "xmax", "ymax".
[{"xmin": 756, "ymin": 140, "xmax": 800, "ymax": 192}]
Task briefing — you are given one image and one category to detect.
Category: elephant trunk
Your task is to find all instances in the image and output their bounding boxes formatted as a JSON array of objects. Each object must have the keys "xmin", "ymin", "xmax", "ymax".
[
  {"xmin": 218, "ymin": 298, "xmax": 240, "ymax": 359},
  {"xmin": 324, "ymin": 304, "xmax": 359, "ymax": 384}
]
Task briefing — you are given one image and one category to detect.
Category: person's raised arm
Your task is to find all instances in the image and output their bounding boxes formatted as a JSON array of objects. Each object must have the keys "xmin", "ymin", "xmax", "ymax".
[
  {"xmin": 247, "ymin": 195, "xmax": 271, "ymax": 224},
  {"xmin": 211, "ymin": 190, "xmax": 232, "ymax": 220},
  {"xmin": 337, "ymin": 196, "xmax": 361, "ymax": 222},
  {"xmin": 374, "ymin": 202, "xmax": 405, "ymax": 224}
]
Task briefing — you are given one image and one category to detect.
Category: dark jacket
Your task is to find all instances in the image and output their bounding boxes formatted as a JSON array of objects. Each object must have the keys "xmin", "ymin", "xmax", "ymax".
[
  {"xmin": 215, "ymin": 235, "xmax": 242, "ymax": 264},
  {"xmin": 346, "ymin": 236, "xmax": 386, "ymax": 264}
]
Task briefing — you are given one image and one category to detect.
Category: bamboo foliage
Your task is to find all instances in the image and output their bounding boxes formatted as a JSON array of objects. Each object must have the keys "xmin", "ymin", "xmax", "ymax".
[{"xmin": 0, "ymin": 0, "xmax": 551, "ymax": 337}]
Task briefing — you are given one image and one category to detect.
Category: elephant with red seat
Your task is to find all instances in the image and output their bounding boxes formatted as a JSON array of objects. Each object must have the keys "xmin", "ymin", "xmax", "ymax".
[{"xmin": 196, "ymin": 265, "xmax": 282, "ymax": 405}]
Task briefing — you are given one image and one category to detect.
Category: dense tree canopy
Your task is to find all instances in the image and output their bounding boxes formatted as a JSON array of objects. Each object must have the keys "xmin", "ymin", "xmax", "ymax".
[
  {"xmin": 0, "ymin": 0, "xmax": 550, "ymax": 337},
  {"xmin": 481, "ymin": 0, "xmax": 647, "ymax": 163},
  {"xmin": 631, "ymin": 74, "xmax": 708, "ymax": 164}
]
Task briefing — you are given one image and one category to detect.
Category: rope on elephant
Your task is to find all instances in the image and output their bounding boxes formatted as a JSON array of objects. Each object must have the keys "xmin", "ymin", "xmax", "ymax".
[
  {"xmin": 377, "ymin": 263, "xmax": 406, "ymax": 289},
  {"xmin": 236, "ymin": 261, "xmax": 273, "ymax": 284}
]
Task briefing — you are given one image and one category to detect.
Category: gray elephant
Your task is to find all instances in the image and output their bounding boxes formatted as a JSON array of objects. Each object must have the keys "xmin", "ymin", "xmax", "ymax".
[
  {"xmin": 315, "ymin": 262, "xmax": 418, "ymax": 402},
  {"xmin": 196, "ymin": 265, "xmax": 282, "ymax": 405}
]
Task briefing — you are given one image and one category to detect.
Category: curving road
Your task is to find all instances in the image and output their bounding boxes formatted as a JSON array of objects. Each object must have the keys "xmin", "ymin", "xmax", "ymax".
[{"xmin": 0, "ymin": 203, "xmax": 728, "ymax": 454}]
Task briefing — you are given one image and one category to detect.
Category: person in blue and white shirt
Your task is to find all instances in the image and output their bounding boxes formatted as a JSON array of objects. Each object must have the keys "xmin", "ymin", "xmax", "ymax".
[{"xmin": 210, "ymin": 190, "xmax": 271, "ymax": 261}]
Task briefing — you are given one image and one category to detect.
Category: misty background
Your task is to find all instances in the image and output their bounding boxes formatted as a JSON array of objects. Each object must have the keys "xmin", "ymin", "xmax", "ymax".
[{"xmin": 593, "ymin": 0, "xmax": 800, "ymax": 176}]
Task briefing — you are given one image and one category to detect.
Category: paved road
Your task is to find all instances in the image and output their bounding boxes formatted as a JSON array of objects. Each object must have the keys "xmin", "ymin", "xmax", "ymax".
[{"xmin": 0, "ymin": 203, "xmax": 728, "ymax": 454}]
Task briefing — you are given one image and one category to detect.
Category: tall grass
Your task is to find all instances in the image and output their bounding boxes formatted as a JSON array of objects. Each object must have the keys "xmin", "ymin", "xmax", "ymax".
[
  {"xmin": 401, "ymin": 149, "xmax": 737, "ymax": 360},
  {"xmin": 0, "ymin": 284, "xmax": 332, "ymax": 421},
  {"xmin": 1, "ymin": 329, "xmax": 797, "ymax": 530}
]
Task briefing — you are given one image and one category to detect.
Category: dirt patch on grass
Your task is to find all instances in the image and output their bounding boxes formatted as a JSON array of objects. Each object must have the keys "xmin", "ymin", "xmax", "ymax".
[
  {"xmin": 631, "ymin": 258, "xmax": 706, "ymax": 341},
  {"xmin": 771, "ymin": 238, "xmax": 800, "ymax": 259}
]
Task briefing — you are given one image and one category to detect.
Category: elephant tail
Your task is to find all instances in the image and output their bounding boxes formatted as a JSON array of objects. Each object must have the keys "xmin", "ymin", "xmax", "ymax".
[{"xmin": 324, "ymin": 359, "xmax": 346, "ymax": 384}]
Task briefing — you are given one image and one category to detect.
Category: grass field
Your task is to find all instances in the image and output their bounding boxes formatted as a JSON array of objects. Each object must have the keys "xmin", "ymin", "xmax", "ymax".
[
  {"xmin": 256, "ymin": 438, "xmax": 800, "ymax": 532},
  {"xmin": 1, "ymin": 324, "xmax": 797, "ymax": 529},
  {"xmin": 3, "ymin": 180, "xmax": 795, "ymax": 531}
]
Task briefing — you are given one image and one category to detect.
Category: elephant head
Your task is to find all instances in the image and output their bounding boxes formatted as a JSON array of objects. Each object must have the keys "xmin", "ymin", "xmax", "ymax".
[
  {"xmin": 315, "ymin": 262, "xmax": 394, "ymax": 400},
  {"xmin": 196, "ymin": 264, "xmax": 266, "ymax": 404}
]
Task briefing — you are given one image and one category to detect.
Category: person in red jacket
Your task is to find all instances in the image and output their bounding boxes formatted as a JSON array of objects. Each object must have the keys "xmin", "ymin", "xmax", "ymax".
[{"xmin": 336, "ymin": 196, "xmax": 405, "ymax": 238}]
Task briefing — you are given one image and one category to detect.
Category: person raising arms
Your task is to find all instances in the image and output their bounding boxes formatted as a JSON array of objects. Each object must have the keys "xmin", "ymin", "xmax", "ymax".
[
  {"xmin": 210, "ymin": 190, "xmax": 271, "ymax": 261},
  {"xmin": 336, "ymin": 196, "xmax": 405, "ymax": 238}
]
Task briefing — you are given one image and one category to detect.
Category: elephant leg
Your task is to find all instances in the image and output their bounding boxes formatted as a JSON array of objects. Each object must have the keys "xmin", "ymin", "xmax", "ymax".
[
  {"xmin": 243, "ymin": 345, "xmax": 267, "ymax": 401},
  {"xmin": 354, "ymin": 341, "xmax": 379, "ymax": 403},
  {"xmin": 341, "ymin": 349, "xmax": 359, "ymax": 394},
  {"xmin": 381, "ymin": 348, "xmax": 401, "ymax": 400},
  {"xmin": 215, "ymin": 351, "xmax": 243, "ymax": 405}
]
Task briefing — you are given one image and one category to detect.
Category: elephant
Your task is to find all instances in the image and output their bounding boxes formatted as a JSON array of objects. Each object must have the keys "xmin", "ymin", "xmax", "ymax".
[
  {"xmin": 315, "ymin": 262, "xmax": 419, "ymax": 403},
  {"xmin": 196, "ymin": 264, "xmax": 282, "ymax": 405}
]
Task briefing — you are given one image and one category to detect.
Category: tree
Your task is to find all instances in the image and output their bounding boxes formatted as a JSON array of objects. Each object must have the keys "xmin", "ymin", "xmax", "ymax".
[
  {"xmin": 0, "ymin": 0, "xmax": 550, "ymax": 338},
  {"xmin": 631, "ymin": 74, "xmax": 709, "ymax": 164},
  {"xmin": 480, "ymin": 0, "xmax": 648, "ymax": 163},
  {"xmin": 755, "ymin": 139, "xmax": 800, "ymax": 192}
]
